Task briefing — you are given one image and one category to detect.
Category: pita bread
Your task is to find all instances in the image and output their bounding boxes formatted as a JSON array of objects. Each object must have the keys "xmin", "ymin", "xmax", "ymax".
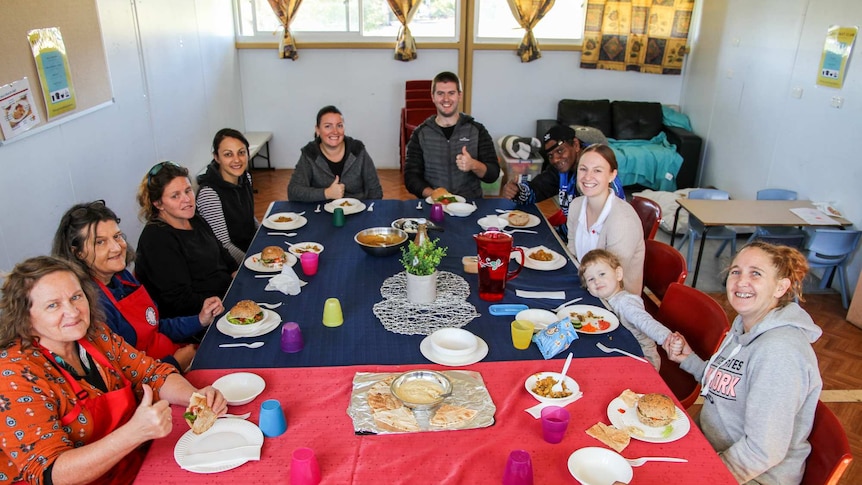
[
  {"xmin": 430, "ymin": 404, "xmax": 477, "ymax": 428},
  {"xmin": 619, "ymin": 389, "xmax": 640, "ymax": 408},
  {"xmin": 367, "ymin": 377, "xmax": 403, "ymax": 412},
  {"xmin": 373, "ymin": 407, "xmax": 420, "ymax": 433},
  {"xmin": 185, "ymin": 392, "xmax": 217, "ymax": 435},
  {"xmin": 586, "ymin": 422, "xmax": 630, "ymax": 452}
]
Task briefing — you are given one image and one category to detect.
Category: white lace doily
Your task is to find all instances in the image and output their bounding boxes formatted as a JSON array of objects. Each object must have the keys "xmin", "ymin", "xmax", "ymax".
[{"xmin": 372, "ymin": 271, "xmax": 480, "ymax": 336}]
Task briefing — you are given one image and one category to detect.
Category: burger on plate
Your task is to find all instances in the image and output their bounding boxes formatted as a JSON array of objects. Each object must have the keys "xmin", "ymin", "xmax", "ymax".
[
  {"xmin": 635, "ymin": 393, "xmax": 676, "ymax": 427},
  {"xmin": 226, "ymin": 300, "xmax": 264, "ymax": 326},
  {"xmin": 259, "ymin": 245, "xmax": 287, "ymax": 268},
  {"xmin": 430, "ymin": 187, "xmax": 458, "ymax": 204}
]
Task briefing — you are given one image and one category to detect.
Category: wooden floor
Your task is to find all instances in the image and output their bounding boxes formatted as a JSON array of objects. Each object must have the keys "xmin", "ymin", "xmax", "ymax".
[{"xmin": 251, "ymin": 168, "xmax": 860, "ymax": 484}]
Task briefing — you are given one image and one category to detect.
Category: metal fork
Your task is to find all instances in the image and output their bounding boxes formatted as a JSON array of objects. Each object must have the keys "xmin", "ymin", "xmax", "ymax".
[{"xmin": 625, "ymin": 457, "xmax": 688, "ymax": 467}]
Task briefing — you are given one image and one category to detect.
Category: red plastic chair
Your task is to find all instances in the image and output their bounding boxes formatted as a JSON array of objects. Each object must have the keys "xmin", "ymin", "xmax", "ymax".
[
  {"xmin": 630, "ymin": 196, "xmax": 661, "ymax": 240},
  {"xmin": 405, "ymin": 79, "xmax": 432, "ymax": 91},
  {"xmin": 400, "ymin": 107, "xmax": 437, "ymax": 171},
  {"xmin": 801, "ymin": 401, "xmax": 853, "ymax": 485},
  {"xmin": 642, "ymin": 240, "xmax": 687, "ymax": 317},
  {"xmin": 655, "ymin": 283, "xmax": 730, "ymax": 408}
]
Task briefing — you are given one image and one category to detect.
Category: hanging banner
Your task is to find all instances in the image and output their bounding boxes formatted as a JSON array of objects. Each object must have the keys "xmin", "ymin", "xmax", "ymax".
[
  {"xmin": 0, "ymin": 77, "xmax": 41, "ymax": 140},
  {"xmin": 28, "ymin": 27, "xmax": 77, "ymax": 119},
  {"xmin": 817, "ymin": 25, "xmax": 858, "ymax": 88}
]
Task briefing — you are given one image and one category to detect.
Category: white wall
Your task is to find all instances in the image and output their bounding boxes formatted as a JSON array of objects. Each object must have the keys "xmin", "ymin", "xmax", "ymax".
[
  {"xmin": 683, "ymin": 0, "xmax": 862, "ymax": 292},
  {"xmin": 0, "ymin": 0, "xmax": 242, "ymax": 271}
]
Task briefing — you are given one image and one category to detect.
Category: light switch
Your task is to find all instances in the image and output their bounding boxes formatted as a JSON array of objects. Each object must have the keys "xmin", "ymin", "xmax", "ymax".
[{"xmin": 791, "ymin": 87, "xmax": 803, "ymax": 99}]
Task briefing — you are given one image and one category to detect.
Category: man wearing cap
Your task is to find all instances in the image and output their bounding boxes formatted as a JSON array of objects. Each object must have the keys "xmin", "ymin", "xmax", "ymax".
[
  {"xmin": 404, "ymin": 71, "xmax": 500, "ymax": 200},
  {"xmin": 501, "ymin": 125, "xmax": 624, "ymax": 239}
]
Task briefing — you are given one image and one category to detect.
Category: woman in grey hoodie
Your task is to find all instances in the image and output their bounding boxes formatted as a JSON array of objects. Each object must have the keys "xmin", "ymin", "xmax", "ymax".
[{"xmin": 664, "ymin": 241, "xmax": 822, "ymax": 484}]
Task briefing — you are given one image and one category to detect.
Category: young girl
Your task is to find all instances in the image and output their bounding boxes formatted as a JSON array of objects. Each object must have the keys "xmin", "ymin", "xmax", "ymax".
[{"xmin": 579, "ymin": 249, "xmax": 671, "ymax": 370}]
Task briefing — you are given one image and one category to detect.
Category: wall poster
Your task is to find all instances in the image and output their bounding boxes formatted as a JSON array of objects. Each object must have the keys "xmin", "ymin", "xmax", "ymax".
[
  {"xmin": 28, "ymin": 27, "xmax": 77, "ymax": 119},
  {"xmin": 0, "ymin": 78, "xmax": 41, "ymax": 140},
  {"xmin": 817, "ymin": 25, "xmax": 858, "ymax": 88}
]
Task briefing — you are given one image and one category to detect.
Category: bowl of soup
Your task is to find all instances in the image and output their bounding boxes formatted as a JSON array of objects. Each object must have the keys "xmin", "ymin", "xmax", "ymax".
[{"xmin": 354, "ymin": 227, "xmax": 409, "ymax": 256}]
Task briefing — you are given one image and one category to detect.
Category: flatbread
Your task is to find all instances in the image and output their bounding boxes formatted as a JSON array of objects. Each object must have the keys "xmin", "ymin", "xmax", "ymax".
[
  {"xmin": 367, "ymin": 377, "xmax": 402, "ymax": 412},
  {"xmin": 373, "ymin": 407, "xmax": 420, "ymax": 433},
  {"xmin": 586, "ymin": 422, "xmax": 631, "ymax": 452},
  {"xmin": 508, "ymin": 211, "xmax": 530, "ymax": 226},
  {"xmin": 185, "ymin": 392, "xmax": 217, "ymax": 435},
  {"xmin": 619, "ymin": 389, "xmax": 640, "ymax": 408},
  {"xmin": 430, "ymin": 404, "xmax": 477, "ymax": 428}
]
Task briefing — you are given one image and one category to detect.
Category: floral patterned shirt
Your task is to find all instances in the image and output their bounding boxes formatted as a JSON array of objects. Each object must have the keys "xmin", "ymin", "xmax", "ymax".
[{"xmin": 0, "ymin": 323, "xmax": 176, "ymax": 484}]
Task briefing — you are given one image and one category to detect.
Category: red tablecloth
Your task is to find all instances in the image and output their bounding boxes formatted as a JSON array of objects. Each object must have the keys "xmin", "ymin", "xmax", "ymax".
[{"xmin": 134, "ymin": 358, "xmax": 736, "ymax": 484}]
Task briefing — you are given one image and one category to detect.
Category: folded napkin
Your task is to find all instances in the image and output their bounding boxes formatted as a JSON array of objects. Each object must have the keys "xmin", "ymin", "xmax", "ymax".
[
  {"xmin": 516, "ymin": 289, "xmax": 566, "ymax": 300},
  {"xmin": 181, "ymin": 444, "xmax": 261, "ymax": 469},
  {"xmin": 524, "ymin": 391, "xmax": 583, "ymax": 419},
  {"xmin": 265, "ymin": 265, "xmax": 307, "ymax": 296}
]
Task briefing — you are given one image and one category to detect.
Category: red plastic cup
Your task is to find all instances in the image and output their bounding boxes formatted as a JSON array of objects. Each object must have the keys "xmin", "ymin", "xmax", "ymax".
[
  {"xmin": 300, "ymin": 252, "xmax": 319, "ymax": 276},
  {"xmin": 290, "ymin": 447, "xmax": 321, "ymax": 485}
]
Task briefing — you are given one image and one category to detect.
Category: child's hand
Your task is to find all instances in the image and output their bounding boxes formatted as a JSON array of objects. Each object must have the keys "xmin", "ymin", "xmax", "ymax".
[{"xmin": 663, "ymin": 332, "xmax": 691, "ymax": 363}]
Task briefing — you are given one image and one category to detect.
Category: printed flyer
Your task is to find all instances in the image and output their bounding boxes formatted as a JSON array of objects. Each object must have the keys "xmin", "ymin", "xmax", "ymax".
[
  {"xmin": 28, "ymin": 27, "xmax": 77, "ymax": 119},
  {"xmin": 0, "ymin": 78, "xmax": 41, "ymax": 140},
  {"xmin": 817, "ymin": 25, "xmax": 858, "ymax": 88}
]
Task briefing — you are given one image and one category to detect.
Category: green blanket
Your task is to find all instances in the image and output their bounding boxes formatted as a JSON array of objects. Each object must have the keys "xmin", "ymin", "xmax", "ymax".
[{"xmin": 609, "ymin": 132, "xmax": 683, "ymax": 191}]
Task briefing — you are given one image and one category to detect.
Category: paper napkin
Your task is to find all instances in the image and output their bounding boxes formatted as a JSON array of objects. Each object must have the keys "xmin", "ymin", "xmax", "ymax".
[
  {"xmin": 516, "ymin": 289, "xmax": 566, "ymax": 300},
  {"xmin": 524, "ymin": 391, "xmax": 583, "ymax": 419},
  {"xmin": 181, "ymin": 444, "xmax": 261, "ymax": 469},
  {"xmin": 265, "ymin": 265, "xmax": 307, "ymax": 296}
]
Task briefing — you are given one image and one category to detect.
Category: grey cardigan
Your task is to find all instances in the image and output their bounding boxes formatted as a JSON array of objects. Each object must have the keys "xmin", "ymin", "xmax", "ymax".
[{"xmin": 288, "ymin": 136, "xmax": 383, "ymax": 202}]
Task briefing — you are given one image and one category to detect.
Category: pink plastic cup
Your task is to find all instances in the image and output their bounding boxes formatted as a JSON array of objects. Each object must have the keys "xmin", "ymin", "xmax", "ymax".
[
  {"xmin": 502, "ymin": 449, "xmax": 533, "ymax": 485},
  {"xmin": 290, "ymin": 447, "xmax": 321, "ymax": 485},
  {"xmin": 540, "ymin": 405, "xmax": 570, "ymax": 444},
  {"xmin": 300, "ymin": 252, "xmax": 319, "ymax": 276}
]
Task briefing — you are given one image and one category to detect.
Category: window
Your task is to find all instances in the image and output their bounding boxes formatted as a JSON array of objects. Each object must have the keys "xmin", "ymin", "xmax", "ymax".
[
  {"xmin": 475, "ymin": 0, "xmax": 585, "ymax": 43},
  {"xmin": 235, "ymin": 0, "xmax": 458, "ymax": 42}
]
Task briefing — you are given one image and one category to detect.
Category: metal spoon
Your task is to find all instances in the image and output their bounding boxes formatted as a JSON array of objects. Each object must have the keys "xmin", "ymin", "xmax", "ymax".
[
  {"xmin": 314, "ymin": 204, "xmax": 322, "ymax": 213},
  {"xmin": 416, "ymin": 200, "xmax": 423, "ymax": 210},
  {"xmin": 219, "ymin": 342, "xmax": 265, "ymax": 349},
  {"xmin": 267, "ymin": 232, "xmax": 297, "ymax": 237},
  {"xmin": 552, "ymin": 352, "xmax": 573, "ymax": 393}
]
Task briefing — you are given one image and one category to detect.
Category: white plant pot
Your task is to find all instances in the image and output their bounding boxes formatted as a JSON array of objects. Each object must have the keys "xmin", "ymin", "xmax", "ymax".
[{"xmin": 405, "ymin": 271, "xmax": 438, "ymax": 304}]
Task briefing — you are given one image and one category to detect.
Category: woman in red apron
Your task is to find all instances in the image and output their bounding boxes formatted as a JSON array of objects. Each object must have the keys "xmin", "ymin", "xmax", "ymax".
[
  {"xmin": 0, "ymin": 257, "xmax": 227, "ymax": 485},
  {"xmin": 52, "ymin": 201, "xmax": 223, "ymax": 371}
]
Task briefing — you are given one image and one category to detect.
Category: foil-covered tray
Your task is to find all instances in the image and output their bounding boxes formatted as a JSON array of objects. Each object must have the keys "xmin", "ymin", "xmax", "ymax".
[{"xmin": 347, "ymin": 371, "xmax": 496, "ymax": 435}]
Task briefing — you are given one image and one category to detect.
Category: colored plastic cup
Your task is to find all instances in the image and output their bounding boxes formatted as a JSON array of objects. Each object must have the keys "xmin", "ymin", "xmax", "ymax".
[
  {"xmin": 289, "ymin": 447, "xmax": 321, "ymax": 485},
  {"xmin": 511, "ymin": 320, "xmax": 534, "ymax": 350},
  {"xmin": 333, "ymin": 207, "xmax": 345, "ymax": 227},
  {"xmin": 502, "ymin": 449, "xmax": 533, "ymax": 485},
  {"xmin": 540, "ymin": 405, "xmax": 570, "ymax": 444},
  {"xmin": 429, "ymin": 203, "xmax": 445, "ymax": 223},
  {"xmin": 322, "ymin": 298, "xmax": 344, "ymax": 327},
  {"xmin": 300, "ymin": 252, "xmax": 319, "ymax": 276},
  {"xmin": 258, "ymin": 399, "xmax": 287, "ymax": 437},
  {"xmin": 280, "ymin": 322, "xmax": 304, "ymax": 353}
]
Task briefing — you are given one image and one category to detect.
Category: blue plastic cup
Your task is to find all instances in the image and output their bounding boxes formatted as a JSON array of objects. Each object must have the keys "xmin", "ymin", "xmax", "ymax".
[{"xmin": 259, "ymin": 399, "xmax": 287, "ymax": 437}]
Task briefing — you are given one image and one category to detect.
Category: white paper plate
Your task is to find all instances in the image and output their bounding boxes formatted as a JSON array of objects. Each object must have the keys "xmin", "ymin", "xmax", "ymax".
[
  {"xmin": 212, "ymin": 372, "xmax": 266, "ymax": 406},
  {"xmin": 607, "ymin": 396, "xmax": 691, "ymax": 443},
  {"xmin": 243, "ymin": 252, "xmax": 297, "ymax": 273},
  {"xmin": 425, "ymin": 194, "xmax": 466, "ymax": 205},
  {"xmin": 515, "ymin": 246, "xmax": 567, "ymax": 271},
  {"xmin": 216, "ymin": 309, "xmax": 281, "ymax": 338},
  {"xmin": 515, "ymin": 309, "xmax": 559, "ymax": 333},
  {"xmin": 567, "ymin": 447, "xmax": 633, "ymax": 485},
  {"xmin": 174, "ymin": 419, "xmax": 263, "ymax": 473},
  {"xmin": 501, "ymin": 212, "xmax": 541, "ymax": 228},
  {"xmin": 420, "ymin": 334, "xmax": 488, "ymax": 366},
  {"xmin": 524, "ymin": 371, "xmax": 580, "ymax": 404},
  {"xmin": 443, "ymin": 202, "xmax": 477, "ymax": 217},
  {"xmin": 555, "ymin": 304, "xmax": 620, "ymax": 334},
  {"xmin": 262, "ymin": 213, "xmax": 307, "ymax": 230},
  {"xmin": 324, "ymin": 198, "xmax": 366, "ymax": 215},
  {"xmin": 286, "ymin": 242, "xmax": 324, "ymax": 257},
  {"xmin": 477, "ymin": 215, "xmax": 509, "ymax": 231}
]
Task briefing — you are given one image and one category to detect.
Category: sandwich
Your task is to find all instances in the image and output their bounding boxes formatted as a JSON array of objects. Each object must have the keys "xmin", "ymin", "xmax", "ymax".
[
  {"xmin": 226, "ymin": 300, "xmax": 264, "ymax": 325},
  {"xmin": 259, "ymin": 245, "xmax": 287, "ymax": 268},
  {"xmin": 635, "ymin": 393, "xmax": 676, "ymax": 427},
  {"xmin": 184, "ymin": 392, "xmax": 218, "ymax": 434},
  {"xmin": 508, "ymin": 210, "xmax": 530, "ymax": 227},
  {"xmin": 430, "ymin": 187, "xmax": 458, "ymax": 204}
]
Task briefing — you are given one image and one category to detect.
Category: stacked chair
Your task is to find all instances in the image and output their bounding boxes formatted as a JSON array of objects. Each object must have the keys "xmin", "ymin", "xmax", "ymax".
[
  {"xmin": 631, "ymin": 196, "xmax": 662, "ymax": 240},
  {"xmin": 400, "ymin": 80, "xmax": 435, "ymax": 171},
  {"xmin": 641, "ymin": 240, "xmax": 688, "ymax": 317},
  {"xmin": 803, "ymin": 228, "xmax": 862, "ymax": 308}
]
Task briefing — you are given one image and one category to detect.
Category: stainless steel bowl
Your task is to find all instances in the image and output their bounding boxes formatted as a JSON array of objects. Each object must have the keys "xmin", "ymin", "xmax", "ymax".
[
  {"xmin": 390, "ymin": 370, "xmax": 452, "ymax": 410},
  {"xmin": 354, "ymin": 227, "xmax": 408, "ymax": 256}
]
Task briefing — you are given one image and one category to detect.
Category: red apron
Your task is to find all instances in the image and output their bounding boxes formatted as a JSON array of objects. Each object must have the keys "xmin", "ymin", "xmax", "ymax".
[
  {"xmin": 35, "ymin": 339, "xmax": 143, "ymax": 485},
  {"xmin": 97, "ymin": 277, "xmax": 181, "ymax": 359}
]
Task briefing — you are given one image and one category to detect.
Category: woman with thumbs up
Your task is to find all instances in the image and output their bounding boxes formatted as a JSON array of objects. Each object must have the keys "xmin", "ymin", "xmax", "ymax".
[{"xmin": 288, "ymin": 105, "xmax": 383, "ymax": 202}]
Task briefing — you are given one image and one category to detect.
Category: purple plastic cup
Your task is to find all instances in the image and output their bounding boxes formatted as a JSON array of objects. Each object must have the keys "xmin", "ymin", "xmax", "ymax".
[
  {"xmin": 502, "ymin": 449, "xmax": 533, "ymax": 485},
  {"xmin": 280, "ymin": 322, "xmax": 304, "ymax": 353},
  {"xmin": 290, "ymin": 447, "xmax": 321, "ymax": 485},
  {"xmin": 429, "ymin": 203, "xmax": 445, "ymax": 223},
  {"xmin": 540, "ymin": 405, "xmax": 570, "ymax": 444}
]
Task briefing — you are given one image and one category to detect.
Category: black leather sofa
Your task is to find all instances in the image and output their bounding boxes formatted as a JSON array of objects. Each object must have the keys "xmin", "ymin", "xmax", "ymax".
[{"xmin": 536, "ymin": 99, "xmax": 703, "ymax": 189}]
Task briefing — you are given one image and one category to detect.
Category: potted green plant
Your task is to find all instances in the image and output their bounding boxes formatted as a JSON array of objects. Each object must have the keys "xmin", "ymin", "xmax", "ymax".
[{"xmin": 400, "ymin": 238, "xmax": 447, "ymax": 303}]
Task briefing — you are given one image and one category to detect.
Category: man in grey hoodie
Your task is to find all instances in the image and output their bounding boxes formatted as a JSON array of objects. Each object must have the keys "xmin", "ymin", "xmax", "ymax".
[{"xmin": 665, "ymin": 241, "xmax": 822, "ymax": 484}]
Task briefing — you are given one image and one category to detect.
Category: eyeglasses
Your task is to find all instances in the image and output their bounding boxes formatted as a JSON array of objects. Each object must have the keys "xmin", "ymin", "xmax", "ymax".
[{"xmin": 147, "ymin": 161, "xmax": 179, "ymax": 186}]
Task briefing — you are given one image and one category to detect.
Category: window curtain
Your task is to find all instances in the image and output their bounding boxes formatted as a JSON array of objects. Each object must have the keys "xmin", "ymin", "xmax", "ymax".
[
  {"xmin": 580, "ymin": 0, "xmax": 692, "ymax": 74},
  {"xmin": 506, "ymin": 0, "xmax": 555, "ymax": 63},
  {"xmin": 267, "ymin": 0, "xmax": 303, "ymax": 60},
  {"xmin": 386, "ymin": 0, "xmax": 423, "ymax": 61}
]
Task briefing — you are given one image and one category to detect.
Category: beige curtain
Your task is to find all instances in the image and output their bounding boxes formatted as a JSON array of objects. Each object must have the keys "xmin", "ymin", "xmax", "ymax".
[
  {"xmin": 506, "ymin": 0, "xmax": 555, "ymax": 62},
  {"xmin": 267, "ymin": 0, "xmax": 304, "ymax": 60},
  {"xmin": 580, "ymin": 0, "xmax": 692, "ymax": 74},
  {"xmin": 386, "ymin": 0, "xmax": 423, "ymax": 61}
]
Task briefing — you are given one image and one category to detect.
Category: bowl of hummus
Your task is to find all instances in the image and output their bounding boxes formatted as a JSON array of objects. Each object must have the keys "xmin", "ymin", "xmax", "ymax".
[{"xmin": 390, "ymin": 370, "xmax": 452, "ymax": 410}]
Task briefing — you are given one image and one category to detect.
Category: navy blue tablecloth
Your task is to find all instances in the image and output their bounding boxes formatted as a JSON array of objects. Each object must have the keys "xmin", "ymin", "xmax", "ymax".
[{"xmin": 190, "ymin": 199, "xmax": 643, "ymax": 369}]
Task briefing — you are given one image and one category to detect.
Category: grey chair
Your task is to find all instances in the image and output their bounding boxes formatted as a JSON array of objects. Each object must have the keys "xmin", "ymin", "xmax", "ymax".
[{"xmin": 676, "ymin": 189, "xmax": 737, "ymax": 271}]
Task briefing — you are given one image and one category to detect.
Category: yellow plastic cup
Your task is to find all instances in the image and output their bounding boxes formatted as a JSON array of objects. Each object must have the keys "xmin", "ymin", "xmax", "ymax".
[
  {"xmin": 322, "ymin": 298, "xmax": 344, "ymax": 327},
  {"xmin": 511, "ymin": 320, "xmax": 534, "ymax": 350}
]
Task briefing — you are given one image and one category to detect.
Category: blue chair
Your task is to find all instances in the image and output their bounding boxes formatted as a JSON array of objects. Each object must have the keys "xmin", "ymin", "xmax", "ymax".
[
  {"xmin": 804, "ymin": 228, "xmax": 862, "ymax": 308},
  {"xmin": 746, "ymin": 188, "xmax": 806, "ymax": 248},
  {"xmin": 676, "ymin": 189, "xmax": 737, "ymax": 271}
]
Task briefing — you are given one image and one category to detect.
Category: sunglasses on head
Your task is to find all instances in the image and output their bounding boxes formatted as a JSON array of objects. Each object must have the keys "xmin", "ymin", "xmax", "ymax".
[{"xmin": 147, "ymin": 161, "xmax": 179, "ymax": 186}]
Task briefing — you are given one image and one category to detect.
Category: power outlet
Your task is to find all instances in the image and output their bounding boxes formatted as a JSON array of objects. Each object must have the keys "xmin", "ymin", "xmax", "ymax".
[{"xmin": 831, "ymin": 96, "xmax": 844, "ymax": 108}]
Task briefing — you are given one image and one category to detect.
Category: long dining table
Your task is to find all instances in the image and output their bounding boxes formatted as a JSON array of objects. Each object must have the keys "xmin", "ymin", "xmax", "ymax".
[{"xmin": 190, "ymin": 199, "xmax": 643, "ymax": 369}]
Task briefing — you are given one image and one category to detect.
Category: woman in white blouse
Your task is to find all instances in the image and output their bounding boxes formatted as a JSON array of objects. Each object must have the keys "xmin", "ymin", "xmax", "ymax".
[{"xmin": 566, "ymin": 144, "xmax": 645, "ymax": 293}]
